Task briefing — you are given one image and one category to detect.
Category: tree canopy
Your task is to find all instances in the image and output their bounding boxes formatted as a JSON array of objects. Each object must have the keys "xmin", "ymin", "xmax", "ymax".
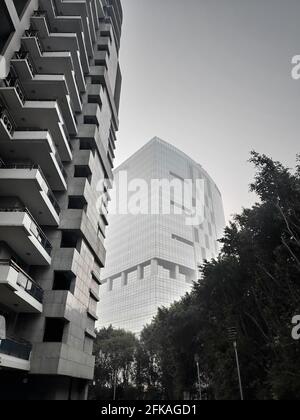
[{"xmin": 91, "ymin": 152, "xmax": 300, "ymax": 400}]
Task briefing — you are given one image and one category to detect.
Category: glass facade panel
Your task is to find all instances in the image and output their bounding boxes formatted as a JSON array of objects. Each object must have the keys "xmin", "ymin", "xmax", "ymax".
[{"xmin": 98, "ymin": 138, "xmax": 226, "ymax": 335}]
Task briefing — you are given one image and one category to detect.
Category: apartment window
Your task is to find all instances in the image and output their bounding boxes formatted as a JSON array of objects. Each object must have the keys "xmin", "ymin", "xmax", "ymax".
[
  {"xmin": 0, "ymin": 3, "xmax": 14, "ymax": 53},
  {"xmin": 74, "ymin": 165, "xmax": 91, "ymax": 178},
  {"xmin": 91, "ymin": 75, "xmax": 102, "ymax": 85},
  {"xmin": 84, "ymin": 115, "xmax": 99, "ymax": 127},
  {"xmin": 97, "ymin": 43, "xmax": 110, "ymax": 57},
  {"xmin": 43, "ymin": 318, "xmax": 65, "ymax": 343},
  {"xmin": 80, "ymin": 139, "xmax": 94, "ymax": 152},
  {"xmin": 74, "ymin": 165, "xmax": 92, "ymax": 183},
  {"xmin": 88, "ymin": 94, "xmax": 102, "ymax": 108},
  {"xmin": 194, "ymin": 228, "xmax": 199, "ymax": 243},
  {"xmin": 68, "ymin": 196, "xmax": 87, "ymax": 210},
  {"xmin": 53, "ymin": 271, "xmax": 75, "ymax": 294},
  {"xmin": 100, "ymin": 29, "xmax": 112, "ymax": 42},
  {"xmin": 95, "ymin": 59, "xmax": 107, "ymax": 69},
  {"xmin": 61, "ymin": 232, "xmax": 79, "ymax": 249}
]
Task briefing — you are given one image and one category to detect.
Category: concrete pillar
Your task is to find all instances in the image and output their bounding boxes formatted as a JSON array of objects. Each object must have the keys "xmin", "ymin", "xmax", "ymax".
[
  {"xmin": 121, "ymin": 272, "xmax": 127, "ymax": 287},
  {"xmin": 151, "ymin": 259, "xmax": 158, "ymax": 276},
  {"xmin": 175, "ymin": 265, "xmax": 180, "ymax": 280},
  {"xmin": 137, "ymin": 265, "xmax": 143, "ymax": 280},
  {"xmin": 107, "ymin": 278, "xmax": 113, "ymax": 291}
]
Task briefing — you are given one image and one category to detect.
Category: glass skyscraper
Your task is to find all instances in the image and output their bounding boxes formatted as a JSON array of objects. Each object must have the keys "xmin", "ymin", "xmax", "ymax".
[{"xmin": 98, "ymin": 138, "xmax": 226, "ymax": 334}]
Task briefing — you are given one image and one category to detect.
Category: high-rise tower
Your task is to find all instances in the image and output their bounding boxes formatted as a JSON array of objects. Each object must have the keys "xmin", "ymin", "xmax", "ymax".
[
  {"xmin": 98, "ymin": 138, "xmax": 226, "ymax": 335},
  {"xmin": 0, "ymin": 0, "xmax": 122, "ymax": 400}
]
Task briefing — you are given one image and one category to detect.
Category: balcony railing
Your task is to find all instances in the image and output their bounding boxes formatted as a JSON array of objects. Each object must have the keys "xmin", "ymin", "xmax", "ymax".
[
  {"xmin": 32, "ymin": 10, "xmax": 47, "ymax": 18},
  {"xmin": 4, "ymin": 71, "xmax": 26, "ymax": 104},
  {"xmin": 0, "ymin": 163, "xmax": 61, "ymax": 215},
  {"xmin": 24, "ymin": 30, "xmax": 43, "ymax": 53},
  {"xmin": 0, "ymin": 259, "xmax": 44, "ymax": 303},
  {"xmin": 13, "ymin": 51, "xmax": 36, "ymax": 75},
  {"xmin": 54, "ymin": 149, "xmax": 68, "ymax": 180},
  {"xmin": 0, "ymin": 207, "xmax": 52, "ymax": 256},
  {"xmin": 0, "ymin": 108, "xmax": 15, "ymax": 135},
  {"xmin": 0, "ymin": 336, "xmax": 32, "ymax": 361}
]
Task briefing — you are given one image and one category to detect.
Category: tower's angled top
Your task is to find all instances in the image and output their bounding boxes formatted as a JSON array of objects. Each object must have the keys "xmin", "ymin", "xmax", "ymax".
[
  {"xmin": 116, "ymin": 136, "xmax": 201, "ymax": 170},
  {"xmin": 115, "ymin": 136, "xmax": 222, "ymax": 196}
]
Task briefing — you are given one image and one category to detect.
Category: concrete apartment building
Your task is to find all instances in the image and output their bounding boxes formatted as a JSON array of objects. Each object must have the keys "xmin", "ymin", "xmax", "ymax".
[
  {"xmin": 0, "ymin": 0, "xmax": 122, "ymax": 399},
  {"xmin": 98, "ymin": 138, "xmax": 226, "ymax": 335}
]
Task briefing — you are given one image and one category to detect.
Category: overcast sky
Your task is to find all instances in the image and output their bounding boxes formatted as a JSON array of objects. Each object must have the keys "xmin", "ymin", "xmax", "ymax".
[{"xmin": 115, "ymin": 0, "xmax": 300, "ymax": 222}]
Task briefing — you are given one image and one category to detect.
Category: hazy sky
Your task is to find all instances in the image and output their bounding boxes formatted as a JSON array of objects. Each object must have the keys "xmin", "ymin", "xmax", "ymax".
[{"xmin": 116, "ymin": 0, "xmax": 300, "ymax": 222}]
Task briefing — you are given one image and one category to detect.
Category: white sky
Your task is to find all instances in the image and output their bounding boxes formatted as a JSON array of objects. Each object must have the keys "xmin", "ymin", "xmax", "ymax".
[{"xmin": 115, "ymin": 0, "xmax": 300, "ymax": 222}]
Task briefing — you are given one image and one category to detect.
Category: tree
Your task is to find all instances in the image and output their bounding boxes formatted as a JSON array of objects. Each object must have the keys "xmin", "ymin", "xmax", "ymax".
[
  {"xmin": 89, "ymin": 326, "xmax": 138, "ymax": 400},
  {"xmin": 136, "ymin": 152, "xmax": 300, "ymax": 400},
  {"xmin": 90, "ymin": 153, "xmax": 300, "ymax": 400}
]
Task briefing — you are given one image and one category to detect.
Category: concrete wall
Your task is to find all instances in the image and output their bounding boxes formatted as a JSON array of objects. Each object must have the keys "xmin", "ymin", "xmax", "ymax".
[{"xmin": 0, "ymin": 0, "xmax": 123, "ymax": 400}]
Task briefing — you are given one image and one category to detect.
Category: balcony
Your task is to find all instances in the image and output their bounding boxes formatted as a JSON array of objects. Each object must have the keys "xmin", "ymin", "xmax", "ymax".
[
  {"xmin": 11, "ymin": 54, "xmax": 77, "ymax": 135},
  {"xmin": 95, "ymin": 0, "xmax": 106, "ymax": 19},
  {"xmin": 40, "ymin": 0, "xmax": 96, "ymax": 58},
  {"xmin": 0, "ymin": 165, "xmax": 60, "ymax": 226},
  {"xmin": 100, "ymin": 23, "xmax": 114, "ymax": 43},
  {"xmin": 0, "ymin": 336, "xmax": 32, "ymax": 371},
  {"xmin": 29, "ymin": 16, "xmax": 86, "ymax": 92},
  {"xmin": 60, "ymin": 208, "xmax": 106, "ymax": 268},
  {"xmin": 87, "ymin": 83, "xmax": 104, "ymax": 108},
  {"xmin": 0, "ymin": 0, "xmax": 38, "ymax": 79},
  {"xmin": 94, "ymin": 51, "xmax": 109, "ymax": 69},
  {"xmin": 89, "ymin": 285, "xmax": 100, "ymax": 303},
  {"xmin": 0, "ymin": 259, "xmax": 43, "ymax": 313},
  {"xmin": 97, "ymin": 36, "xmax": 111, "ymax": 55},
  {"xmin": 0, "ymin": 129, "xmax": 67, "ymax": 191},
  {"xmin": 35, "ymin": 5, "xmax": 90, "ymax": 73},
  {"xmin": 87, "ymin": 297, "xmax": 99, "ymax": 321},
  {"xmin": 78, "ymin": 123, "xmax": 113, "ymax": 182},
  {"xmin": 0, "ymin": 207, "xmax": 52, "ymax": 266},
  {"xmin": 107, "ymin": 149, "xmax": 114, "ymax": 168},
  {"xmin": 43, "ymin": 290, "xmax": 75, "ymax": 322},
  {"xmin": 103, "ymin": 1, "xmax": 122, "ymax": 49},
  {"xmin": 30, "ymin": 342, "xmax": 94, "ymax": 379},
  {"xmin": 73, "ymin": 149, "xmax": 94, "ymax": 169},
  {"xmin": 90, "ymin": 66, "xmax": 119, "ymax": 130},
  {"xmin": 21, "ymin": 36, "xmax": 82, "ymax": 109},
  {"xmin": 0, "ymin": 82, "xmax": 72, "ymax": 162}
]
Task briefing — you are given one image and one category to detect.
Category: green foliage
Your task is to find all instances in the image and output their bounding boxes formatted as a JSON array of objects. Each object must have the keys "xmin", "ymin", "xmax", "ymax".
[
  {"xmin": 91, "ymin": 153, "xmax": 300, "ymax": 400},
  {"xmin": 89, "ymin": 326, "xmax": 139, "ymax": 400}
]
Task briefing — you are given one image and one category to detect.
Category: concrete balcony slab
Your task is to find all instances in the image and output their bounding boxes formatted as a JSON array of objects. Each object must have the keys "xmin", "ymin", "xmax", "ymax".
[
  {"xmin": 0, "ymin": 260, "xmax": 43, "ymax": 313},
  {"xmin": 0, "ymin": 130, "xmax": 67, "ymax": 191},
  {"xmin": 0, "ymin": 166, "xmax": 60, "ymax": 226},
  {"xmin": 21, "ymin": 37, "xmax": 82, "ymax": 110},
  {"xmin": 37, "ymin": 3, "xmax": 90, "ymax": 73},
  {"xmin": 0, "ymin": 87, "xmax": 72, "ymax": 162},
  {"xmin": 0, "ymin": 209, "xmax": 52, "ymax": 266},
  {"xmin": 30, "ymin": 16, "xmax": 86, "ymax": 93},
  {"xmin": 11, "ymin": 57, "xmax": 77, "ymax": 135},
  {"xmin": 0, "ymin": 337, "xmax": 31, "ymax": 371}
]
